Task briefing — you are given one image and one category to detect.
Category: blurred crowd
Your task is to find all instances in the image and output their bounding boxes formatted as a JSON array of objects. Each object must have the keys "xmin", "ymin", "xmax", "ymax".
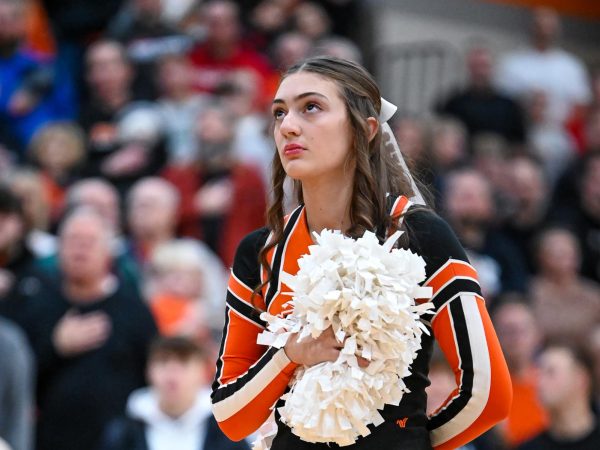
[{"xmin": 0, "ymin": 1, "xmax": 598, "ymax": 450}]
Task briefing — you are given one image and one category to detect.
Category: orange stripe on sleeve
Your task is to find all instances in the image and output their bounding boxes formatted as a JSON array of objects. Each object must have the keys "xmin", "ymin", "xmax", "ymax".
[
  {"xmin": 425, "ymin": 261, "xmax": 479, "ymax": 297},
  {"xmin": 432, "ymin": 296, "xmax": 512, "ymax": 450}
]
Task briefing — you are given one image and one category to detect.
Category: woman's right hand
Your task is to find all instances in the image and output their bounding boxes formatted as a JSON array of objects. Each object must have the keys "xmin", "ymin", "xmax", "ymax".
[{"xmin": 284, "ymin": 327, "xmax": 370, "ymax": 368}]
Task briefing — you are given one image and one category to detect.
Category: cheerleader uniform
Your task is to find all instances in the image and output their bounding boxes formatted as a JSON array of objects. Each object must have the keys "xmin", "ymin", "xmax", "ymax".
[{"xmin": 211, "ymin": 196, "xmax": 512, "ymax": 449}]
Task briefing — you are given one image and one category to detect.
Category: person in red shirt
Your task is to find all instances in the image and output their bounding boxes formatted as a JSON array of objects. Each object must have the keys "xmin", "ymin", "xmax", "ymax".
[{"xmin": 187, "ymin": 0, "xmax": 277, "ymax": 106}]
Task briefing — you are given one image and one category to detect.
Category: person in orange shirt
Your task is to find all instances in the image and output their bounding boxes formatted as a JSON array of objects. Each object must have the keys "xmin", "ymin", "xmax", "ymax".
[
  {"xmin": 146, "ymin": 238, "xmax": 227, "ymax": 343},
  {"xmin": 492, "ymin": 299, "xmax": 548, "ymax": 448}
]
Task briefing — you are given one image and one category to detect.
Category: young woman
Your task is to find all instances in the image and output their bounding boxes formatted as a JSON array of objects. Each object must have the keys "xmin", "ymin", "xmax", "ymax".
[{"xmin": 211, "ymin": 57, "xmax": 512, "ymax": 450}]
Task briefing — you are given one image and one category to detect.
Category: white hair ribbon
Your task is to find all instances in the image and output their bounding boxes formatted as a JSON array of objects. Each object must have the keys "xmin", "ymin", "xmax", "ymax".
[{"xmin": 379, "ymin": 98, "xmax": 425, "ymax": 205}]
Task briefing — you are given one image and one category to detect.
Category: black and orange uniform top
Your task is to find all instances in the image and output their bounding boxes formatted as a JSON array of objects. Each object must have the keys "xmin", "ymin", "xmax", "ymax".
[{"xmin": 211, "ymin": 196, "xmax": 512, "ymax": 450}]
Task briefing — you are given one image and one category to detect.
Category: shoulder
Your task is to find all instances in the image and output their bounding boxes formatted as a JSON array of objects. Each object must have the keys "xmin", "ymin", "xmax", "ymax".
[
  {"xmin": 0, "ymin": 317, "xmax": 29, "ymax": 353},
  {"xmin": 99, "ymin": 416, "xmax": 145, "ymax": 450},
  {"xmin": 235, "ymin": 227, "xmax": 270, "ymax": 259},
  {"xmin": 231, "ymin": 227, "xmax": 270, "ymax": 280},
  {"xmin": 404, "ymin": 208, "xmax": 465, "ymax": 256},
  {"xmin": 403, "ymin": 208, "xmax": 472, "ymax": 280}
]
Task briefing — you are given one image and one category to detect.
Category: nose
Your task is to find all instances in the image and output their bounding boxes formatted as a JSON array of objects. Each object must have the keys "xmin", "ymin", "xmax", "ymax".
[{"xmin": 278, "ymin": 110, "xmax": 301, "ymax": 137}]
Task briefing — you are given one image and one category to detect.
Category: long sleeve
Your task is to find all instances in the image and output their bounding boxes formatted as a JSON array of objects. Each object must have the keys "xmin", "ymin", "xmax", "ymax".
[
  {"xmin": 407, "ymin": 211, "xmax": 512, "ymax": 449},
  {"xmin": 211, "ymin": 229, "xmax": 299, "ymax": 441}
]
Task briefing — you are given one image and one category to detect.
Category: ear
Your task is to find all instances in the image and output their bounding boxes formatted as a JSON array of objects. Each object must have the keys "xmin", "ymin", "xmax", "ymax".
[{"xmin": 366, "ymin": 117, "xmax": 379, "ymax": 142}]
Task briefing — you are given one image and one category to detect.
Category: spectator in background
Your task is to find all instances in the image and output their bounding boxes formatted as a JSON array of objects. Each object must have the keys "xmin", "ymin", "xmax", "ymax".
[
  {"xmin": 392, "ymin": 116, "xmax": 431, "ymax": 180},
  {"xmin": 0, "ymin": 185, "xmax": 37, "ymax": 322},
  {"xmin": 501, "ymin": 156, "xmax": 549, "ymax": 274},
  {"xmin": 311, "ymin": 36, "xmax": 363, "ymax": 64},
  {"xmin": 496, "ymin": 8, "xmax": 590, "ymax": 149},
  {"xmin": 163, "ymin": 104, "xmax": 267, "ymax": 267},
  {"xmin": 188, "ymin": 0, "xmax": 276, "ymax": 104},
  {"xmin": 79, "ymin": 40, "xmax": 136, "ymax": 174},
  {"xmin": 18, "ymin": 207, "xmax": 157, "ymax": 450},
  {"xmin": 27, "ymin": 121, "xmax": 85, "ymax": 224},
  {"xmin": 247, "ymin": 0, "xmax": 289, "ymax": 55},
  {"xmin": 6, "ymin": 170, "xmax": 55, "ymax": 257},
  {"xmin": 524, "ymin": 88, "xmax": 575, "ymax": 185},
  {"xmin": 101, "ymin": 103, "xmax": 168, "ymax": 195},
  {"xmin": 126, "ymin": 177, "xmax": 180, "ymax": 267},
  {"xmin": 107, "ymin": 0, "xmax": 193, "ymax": 99},
  {"xmin": 66, "ymin": 178, "xmax": 122, "ymax": 240},
  {"xmin": 429, "ymin": 118, "xmax": 468, "ymax": 202},
  {"xmin": 529, "ymin": 227, "xmax": 600, "ymax": 346},
  {"xmin": 40, "ymin": 178, "xmax": 143, "ymax": 294},
  {"xmin": 442, "ymin": 169, "xmax": 527, "ymax": 300},
  {"xmin": 517, "ymin": 343, "xmax": 600, "ymax": 450},
  {"xmin": 157, "ymin": 53, "xmax": 212, "ymax": 166},
  {"xmin": 146, "ymin": 238, "xmax": 226, "ymax": 342},
  {"xmin": 293, "ymin": 2, "xmax": 331, "ymax": 42},
  {"xmin": 40, "ymin": 0, "xmax": 125, "ymax": 93},
  {"xmin": 272, "ymin": 32, "xmax": 312, "ymax": 72},
  {"xmin": 492, "ymin": 299, "xmax": 548, "ymax": 448},
  {"xmin": 219, "ymin": 70, "xmax": 273, "ymax": 182},
  {"xmin": 551, "ymin": 152, "xmax": 600, "ymax": 283},
  {"xmin": 0, "ymin": 317, "xmax": 33, "ymax": 450},
  {"xmin": 437, "ymin": 45, "xmax": 526, "ymax": 146},
  {"xmin": 100, "ymin": 336, "xmax": 250, "ymax": 450},
  {"xmin": 0, "ymin": 0, "xmax": 75, "ymax": 156},
  {"xmin": 471, "ymin": 134, "xmax": 513, "ymax": 221},
  {"xmin": 81, "ymin": 41, "xmax": 168, "ymax": 194}
]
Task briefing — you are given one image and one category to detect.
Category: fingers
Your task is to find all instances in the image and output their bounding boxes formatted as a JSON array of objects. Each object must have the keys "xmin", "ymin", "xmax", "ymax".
[
  {"xmin": 356, "ymin": 356, "xmax": 370, "ymax": 368},
  {"xmin": 54, "ymin": 311, "xmax": 112, "ymax": 356}
]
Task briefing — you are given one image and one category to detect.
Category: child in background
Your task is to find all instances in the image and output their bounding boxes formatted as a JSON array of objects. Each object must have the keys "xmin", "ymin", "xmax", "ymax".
[
  {"xmin": 146, "ymin": 238, "xmax": 227, "ymax": 343},
  {"xmin": 100, "ymin": 336, "xmax": 250, "ymax": 450}
]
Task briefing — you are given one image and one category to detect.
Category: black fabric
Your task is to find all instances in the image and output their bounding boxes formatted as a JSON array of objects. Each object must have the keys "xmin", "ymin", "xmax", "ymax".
[
  {"xmin": 226, "ymin": 291, "xmax": 267, "ymax": 328},
  {"xmin": 517, "ymin": 423, "xmax": 600, "ymax": 450},
  {"xmin": 16, "ymin": 276, "xmax": 157, "ymax": 450},
  {"xmin": 436, "ymin": 88, "xmax": 526, "ymax": 145},
  {"xmin": 427, "ymin": 299, "xmax": 473, "ymax": 430},
  {"xmin": 99, "ymin": 415, "xmax": 251, "ymax": 450}
]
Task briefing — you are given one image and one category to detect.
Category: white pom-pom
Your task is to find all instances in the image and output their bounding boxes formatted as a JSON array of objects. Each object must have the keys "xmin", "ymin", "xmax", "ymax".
[{"xmin": 255, "ymin": 230, "xmax": 433, "ymax": 446}]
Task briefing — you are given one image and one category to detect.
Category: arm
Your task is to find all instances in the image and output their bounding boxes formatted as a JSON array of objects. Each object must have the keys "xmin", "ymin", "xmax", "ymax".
[
  {"xmin": 407, "ymin": 211, "xmax": 512, "ymax": 449},
  {"xmin": 211, "ymin": 230, "xmax": 298, "ymax": 441}
]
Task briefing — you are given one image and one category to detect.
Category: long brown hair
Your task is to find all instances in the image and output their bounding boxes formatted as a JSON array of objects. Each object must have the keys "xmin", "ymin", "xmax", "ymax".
[{"xmin": 254, "ymin": 56, "xmax": 422, "ymax": 306}]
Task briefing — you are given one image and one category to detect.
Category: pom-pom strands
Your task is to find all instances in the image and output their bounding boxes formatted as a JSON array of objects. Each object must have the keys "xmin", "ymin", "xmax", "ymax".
[{"xmin": 255, "ymin": 230, "xmax": 433, "ymax": 447}]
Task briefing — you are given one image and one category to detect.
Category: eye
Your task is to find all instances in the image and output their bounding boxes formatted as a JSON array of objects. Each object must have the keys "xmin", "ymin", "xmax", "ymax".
[
  {"xmin": 305, "ymin": 102, "xmax": 321, "ymax": 113},
  {"xmin": 272, "ymin": 108, "xmax": 286, "ymax": 121}
]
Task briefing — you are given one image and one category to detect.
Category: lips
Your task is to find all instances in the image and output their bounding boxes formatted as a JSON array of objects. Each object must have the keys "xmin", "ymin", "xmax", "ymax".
[{"xmin": 283, "ymin": 143, "xmax": 305, "ymax": 156}]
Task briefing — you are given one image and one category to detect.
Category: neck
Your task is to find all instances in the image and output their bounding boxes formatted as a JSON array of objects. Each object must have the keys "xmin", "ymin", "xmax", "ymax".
[
  {"xmin": 210, "ymin": 41, "xmax": 236, "ymax": 60},
  {"xmin": 100, "ymin": 90, "xmax": 130, "ymax": 111},
  {"xmin": 508, "ymin": 359, "xmax": 532, "ymax": 379},
  {"xmin": 301, "ymin": 172, "xmax": 354, "ymax": 235},
  {"xmin": 533, "ymin": 38, "xmax": 551, "ymax": 52},
  {"xmin": 64, "ymin": 274, "xmax": 113, "ymax": 303},
  {"xmin": 159, "ymin": 396, "xmax": 197, "ymax": 419},
  {"xmin": 544, "ymin": 271, "xmax": 576, "ymax": 285},
  {"xmin": 136, "ymin": 230, "xmax": 172, "ymax": 253},
  {"xmin": 167, "ymin": 88, "xmax": 192, "ymax": 102},
  {"xmin": 549, "ymin": 399, "xmax": 595, "ymax": 440}
]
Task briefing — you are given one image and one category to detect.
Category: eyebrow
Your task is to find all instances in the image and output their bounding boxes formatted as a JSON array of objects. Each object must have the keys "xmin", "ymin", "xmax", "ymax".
[{"xmin": 272, "ymin": 92, "xmax": 328, "ymax": 105}]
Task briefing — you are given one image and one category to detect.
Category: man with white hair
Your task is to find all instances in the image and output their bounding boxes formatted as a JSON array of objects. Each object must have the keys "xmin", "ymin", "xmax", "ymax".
[{"xmin": 17, "ymin": 207, "xmax": 157, "ymax": 450}]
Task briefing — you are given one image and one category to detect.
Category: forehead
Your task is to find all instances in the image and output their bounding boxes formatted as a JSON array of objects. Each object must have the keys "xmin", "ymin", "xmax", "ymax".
[{"xmin": 275, "ymin": 72, "xmax": 342, "ymax": 101}]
